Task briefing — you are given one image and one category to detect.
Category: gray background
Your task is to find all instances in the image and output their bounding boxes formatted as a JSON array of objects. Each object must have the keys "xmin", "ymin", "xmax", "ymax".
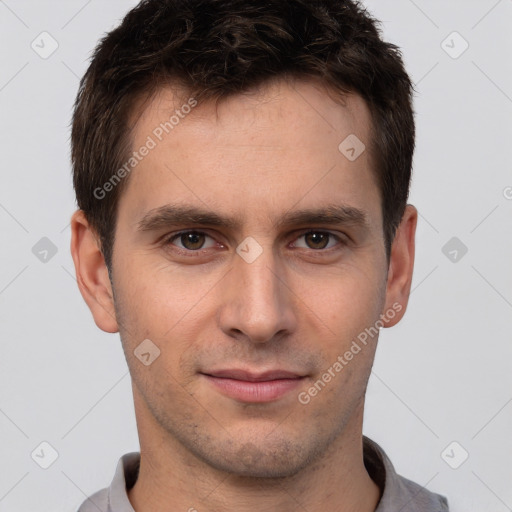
[{"xmin": 0, "ymin": 0, "xmax": 511, "ymax": 511}]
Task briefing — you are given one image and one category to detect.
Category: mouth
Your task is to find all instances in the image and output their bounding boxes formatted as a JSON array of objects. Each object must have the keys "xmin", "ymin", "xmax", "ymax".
[{"xmin": 200, "ymin": 369, "xmax": 306, "ymax": 403}]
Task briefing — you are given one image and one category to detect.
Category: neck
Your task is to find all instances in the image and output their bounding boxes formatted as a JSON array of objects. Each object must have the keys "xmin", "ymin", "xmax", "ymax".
[{"xmin": 128, "ymin": 393, "xmax": 380, "ymax": 512}]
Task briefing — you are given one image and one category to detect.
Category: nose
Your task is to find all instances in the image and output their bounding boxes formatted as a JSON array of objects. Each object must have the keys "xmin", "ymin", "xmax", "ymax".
[{"xmin": 217, "ymin": 244, "xmax": 297, "ymax": 344}]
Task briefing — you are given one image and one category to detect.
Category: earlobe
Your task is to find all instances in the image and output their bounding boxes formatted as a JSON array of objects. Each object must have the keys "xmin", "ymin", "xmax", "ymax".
[
  {"xmin": 70, "ymin": 210, "xmax": 119, "ymax": 333},
  {"xmin": 381, "ymin": 204, "xmax": 418, "ymax": 328}
]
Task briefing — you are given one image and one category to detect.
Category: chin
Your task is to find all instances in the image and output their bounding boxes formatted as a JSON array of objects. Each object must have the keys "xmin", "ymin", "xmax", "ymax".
[{"xmin": 186, "ymin": 431, "xmax": 322, "ymax": 479}]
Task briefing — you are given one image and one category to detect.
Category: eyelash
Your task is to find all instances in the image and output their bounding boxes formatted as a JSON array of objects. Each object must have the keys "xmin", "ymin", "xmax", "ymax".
[{"xmin": 161, "ymin": 229, "xmax": 347, "ymax": 256}]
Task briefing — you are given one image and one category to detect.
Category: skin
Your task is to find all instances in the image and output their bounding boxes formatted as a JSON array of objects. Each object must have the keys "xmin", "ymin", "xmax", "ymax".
[{"xmin": 71, "ymin": 78, "xmax": 417, "ymax": 512}]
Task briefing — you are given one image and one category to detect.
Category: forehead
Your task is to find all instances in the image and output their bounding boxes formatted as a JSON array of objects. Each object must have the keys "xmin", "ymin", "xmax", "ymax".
[
  {"xmin": 119, "ymin": 78, "xmax": 380, "ymax": 231},
  {"xmin": 131, "ymin": 78, "xmax": 372, "ymax": 145}
]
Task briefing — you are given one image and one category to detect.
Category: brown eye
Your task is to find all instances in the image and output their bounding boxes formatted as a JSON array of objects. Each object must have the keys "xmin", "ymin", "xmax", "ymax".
[
  {"xmin": 180, "ymin": 232, "xmax": 205, "ymax": 250},
  {"xmin": 167, "ymin": 231, "xmax": 216, "ymax": 251},
  {"xmin": 304, "ymin": 232, "xmax": 330, "ymax": 249},
  {"xmin": 294, "ymin": 231, "xmax": 340, "ymax": 250}
]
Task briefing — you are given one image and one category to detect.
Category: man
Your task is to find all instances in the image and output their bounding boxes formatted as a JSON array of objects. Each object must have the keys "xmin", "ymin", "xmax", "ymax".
[{"xmin": 70, "ymin": 0, "xmax": 449, "ymax": 510}]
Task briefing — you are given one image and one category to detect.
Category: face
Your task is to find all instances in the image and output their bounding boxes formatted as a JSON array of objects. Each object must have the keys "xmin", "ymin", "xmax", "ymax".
[{"xmin": 76, "ymin": 78, "xmax": 414, "ymax": 478}]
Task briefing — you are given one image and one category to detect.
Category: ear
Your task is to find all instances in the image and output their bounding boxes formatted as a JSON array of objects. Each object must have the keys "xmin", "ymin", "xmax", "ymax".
[
  {"xmin": 70, "ymin": 210, "xmax": 119, "ymax": 333},
  {"xmin": 381, "ymin": 204, "xmax": 418, "ymax": 328}
]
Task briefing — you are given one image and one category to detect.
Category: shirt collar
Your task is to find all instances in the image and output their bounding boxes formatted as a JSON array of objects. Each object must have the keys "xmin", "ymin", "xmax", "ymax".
[
  {"xmin": 363, "ymin": 436, "xmax": 449, "ymax": 511},
  {"xmin": 107, "ymin": 452, "xmax": 139, "ymax": 512}
]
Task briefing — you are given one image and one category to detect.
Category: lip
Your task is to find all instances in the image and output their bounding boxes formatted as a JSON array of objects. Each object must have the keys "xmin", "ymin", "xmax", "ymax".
[{"xmin": 201, "ymin": 369, "xmax": 306, "ymax": 403}]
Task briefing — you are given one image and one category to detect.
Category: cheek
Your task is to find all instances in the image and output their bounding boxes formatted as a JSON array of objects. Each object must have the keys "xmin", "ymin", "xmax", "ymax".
[
  {"xmin": 114, "ymin": 255, "xmax": 218, "ymax": 337},
  {"xmin": 131, "ymin": 358, "xmax": 207, "ymax": 435},
  {"xmin": 295, "ymin": 263, "xmax": 385, "ymax": 343},
  {"xmin": 113, "ymin": 264, "xmax": 219, "ymax": 390}
]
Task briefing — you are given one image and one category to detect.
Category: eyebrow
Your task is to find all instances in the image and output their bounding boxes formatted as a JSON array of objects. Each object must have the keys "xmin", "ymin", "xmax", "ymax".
[{"xmin": 136, "ymin": 203, "xmax": 370, "ymax": 233}]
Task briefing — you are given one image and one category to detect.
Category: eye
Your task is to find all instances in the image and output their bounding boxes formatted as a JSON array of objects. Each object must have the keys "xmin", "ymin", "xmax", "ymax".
[
  {"xmin": 293, "ymin": 230, "xmax": 343, "ymax": 250},
  {"xmin": 165, "ymin": 231, "xmax": 217, "ymax": 251},
  {"xmin": 162, "ymin": 229, "xmax": 345, "ymax": 255}
]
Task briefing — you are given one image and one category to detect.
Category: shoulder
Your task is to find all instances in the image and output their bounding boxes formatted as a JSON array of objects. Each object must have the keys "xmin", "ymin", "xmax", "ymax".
[
  {"xmin": 76, "ymin": 487, "xmax": 109, "ymax": 512},
  {"xmin": 390, "ymin": 473, "xmax": 449, "ymax": 512},
  {"xmin": 75, "ymin": 452, "xmax": 140, "ymax": 512}
]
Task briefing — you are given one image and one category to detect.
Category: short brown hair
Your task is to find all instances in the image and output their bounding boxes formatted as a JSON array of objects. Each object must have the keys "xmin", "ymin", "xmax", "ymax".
[{"xmin": 71, "ymin": 0, "xmax": 415, "ymax": 271}]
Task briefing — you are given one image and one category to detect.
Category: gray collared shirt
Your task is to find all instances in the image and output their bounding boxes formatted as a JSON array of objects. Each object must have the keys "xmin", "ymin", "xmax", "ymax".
[{"xmin": 77, "ymin": 436, "xmax": 449, "ymax": 511}]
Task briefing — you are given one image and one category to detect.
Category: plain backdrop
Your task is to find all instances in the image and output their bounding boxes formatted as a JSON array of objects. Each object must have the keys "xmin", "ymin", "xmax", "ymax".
[{"xmin": 0, "ymin": 1, "xmax": 511, "ymax": 511}]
